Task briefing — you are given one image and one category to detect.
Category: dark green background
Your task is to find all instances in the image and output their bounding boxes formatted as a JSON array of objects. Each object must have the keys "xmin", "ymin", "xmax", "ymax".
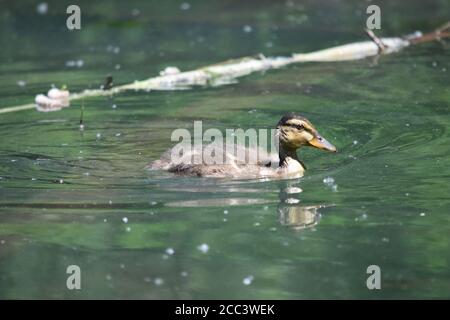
[{"xmin": 0, "ymin": 0, "xmax": 449, "ymax": 298}]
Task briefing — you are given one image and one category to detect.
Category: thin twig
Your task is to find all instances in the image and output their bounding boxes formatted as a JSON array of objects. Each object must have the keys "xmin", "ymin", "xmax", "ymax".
[
  {"xmin": 365, "ymin": 29, "xmax": 387, "ymax": 53},
  {"xmin": 0, "ymin": 22, "xmax": 448, "ymax": 115}
]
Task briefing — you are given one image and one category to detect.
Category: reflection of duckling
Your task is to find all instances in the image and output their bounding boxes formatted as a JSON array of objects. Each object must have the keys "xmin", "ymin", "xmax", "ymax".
[
  {"xmin": 278, "ymin": 205, "xmax": 322, "ymax": 230},
  {"xmin": 277, "ymin": 180, "xmax": 323, "ymax": 230},
  {"xmin": 149, "ymin": 113, "xmax": 336, "ymax": 178}
]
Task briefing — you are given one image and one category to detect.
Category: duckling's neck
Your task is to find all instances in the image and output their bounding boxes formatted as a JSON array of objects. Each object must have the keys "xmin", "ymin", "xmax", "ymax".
[
  {"xmin": 279, "ymin": 146, "xmax": 298, "ymax": 165},
  {"xmin": 279, "ymin": 146, "xmax": 305, "ymax": 171}
]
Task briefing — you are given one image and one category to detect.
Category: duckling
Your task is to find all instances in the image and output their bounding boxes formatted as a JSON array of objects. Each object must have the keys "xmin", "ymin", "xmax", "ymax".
[{"xmin": 148, "ymin": 113, "xmax": 336, "ymax": 178}]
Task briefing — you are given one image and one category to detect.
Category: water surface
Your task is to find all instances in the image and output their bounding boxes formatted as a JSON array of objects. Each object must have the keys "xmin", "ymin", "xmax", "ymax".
[{"xmin": 0, "ymin": 0, "xmax": 449, "ymax": 299}]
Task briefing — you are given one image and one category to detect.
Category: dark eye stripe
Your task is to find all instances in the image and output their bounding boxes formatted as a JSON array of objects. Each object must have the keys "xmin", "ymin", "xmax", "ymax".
[{"xmin": 290, "ymin": 123, "xmax": 304, "ymax": 130}]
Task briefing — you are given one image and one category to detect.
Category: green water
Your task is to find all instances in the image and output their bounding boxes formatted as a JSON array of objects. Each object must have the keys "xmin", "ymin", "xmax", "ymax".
[{"xmin": 1, "ymin": 0, "xmax": 450, "ymax": 299}]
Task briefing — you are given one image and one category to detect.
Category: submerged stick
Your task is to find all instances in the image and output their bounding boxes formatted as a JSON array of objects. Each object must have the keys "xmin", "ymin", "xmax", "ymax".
[{"xmin": 1, "ymin": 23, "xmax": 448, "ymax": 115}]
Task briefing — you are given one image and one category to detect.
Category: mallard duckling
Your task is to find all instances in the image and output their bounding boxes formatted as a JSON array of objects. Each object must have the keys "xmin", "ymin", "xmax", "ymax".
[{"xmin": 149, "ymin": 113, "xmax": 336, "ymax": 178}]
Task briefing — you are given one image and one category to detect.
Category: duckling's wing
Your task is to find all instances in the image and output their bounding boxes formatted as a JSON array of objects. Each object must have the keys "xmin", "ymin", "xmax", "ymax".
[
  {"xmin": 223, "ymin": 143, "xmax": 277, "ymax": 166},
  {"xmin": 148, "ymin": 142, "xmax": 280, "ymax": 177}
]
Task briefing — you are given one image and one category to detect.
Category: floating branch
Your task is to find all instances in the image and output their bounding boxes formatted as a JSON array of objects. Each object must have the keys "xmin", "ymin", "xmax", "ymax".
[{"xmin": 1, "ymin": 22, "xmax": 448, "ymax": 115}]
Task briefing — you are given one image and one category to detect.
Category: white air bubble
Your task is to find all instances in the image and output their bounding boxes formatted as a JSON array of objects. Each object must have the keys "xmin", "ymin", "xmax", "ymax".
[
  {"xmin": 180, "ymin": 2, "xmax": 191, "ymax": 10},
  {"xmin": 37, "ymin": 3, "xmax": 48, "ymax": 15},
  {"xmin": 243, "ymin": 25, "xmax": 253, "ymax": 33},
  {"xmin": 243, "ymin": 275, "xmax": 254, "ymax": 285},
  {"xmin": 197, "ymin": 243, "xmax": 209, "ymax": 253}
]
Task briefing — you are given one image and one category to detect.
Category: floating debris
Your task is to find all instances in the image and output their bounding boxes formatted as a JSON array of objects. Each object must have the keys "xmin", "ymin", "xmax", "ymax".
[
  {"xmin": 197, "ymin": 243, "xmax": 209, "ymax": 253},
  {"xmin": 101, "ymin": 76, "xmax": 114, "ymax": 90},
  {"xmin": 122, "ymin": 217, "xmax": 128, "ymax": 223},
  {"xmin": 181, "ymin": 271, "xmax": 188, "ymax": 277},
  {"xmin": 17, "ymin": 80, "xmax": 26, "ymax": 87},
  {"xmin": 159, "ymin": 66, "xmax": 181, "ymax": 76},
  {"xmin": 420, "ymin": 212, "xmax": 426, "ymax": 217},
  {"xmin": 243, "ymin": 275, "xmax": 254, "ymax": 285},
  {"xmin": 35, "ymin": 88, "xmax": 70, "ymax": 112},
  {"xmin": 223, "ymin": 210, "xmax": 229, "ymax": 214},
  {"xmin": 4, "ymin": 23, "xmax": 448, "ymax": 115},
  {"xmin": 35, "ymin": 94, "xmax": 63, "ymax": 112}
]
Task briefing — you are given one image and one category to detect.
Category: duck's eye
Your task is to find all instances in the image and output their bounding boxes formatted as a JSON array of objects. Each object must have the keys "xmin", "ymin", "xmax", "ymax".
[{"xmin": 293, "ymin": 124, "xmax": 304, "ymax": 130}]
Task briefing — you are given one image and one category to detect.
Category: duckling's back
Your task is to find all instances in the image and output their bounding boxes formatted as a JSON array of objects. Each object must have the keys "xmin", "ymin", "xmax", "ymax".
[{"xmin": 148, "ymin": 142, "xmax": 277, "ymax": 178}]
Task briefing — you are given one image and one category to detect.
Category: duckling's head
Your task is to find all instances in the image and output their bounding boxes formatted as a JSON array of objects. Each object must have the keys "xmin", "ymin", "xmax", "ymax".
[{"xmin": 277, "ymin": 113, "xmax": 336, "ymax": 152}]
